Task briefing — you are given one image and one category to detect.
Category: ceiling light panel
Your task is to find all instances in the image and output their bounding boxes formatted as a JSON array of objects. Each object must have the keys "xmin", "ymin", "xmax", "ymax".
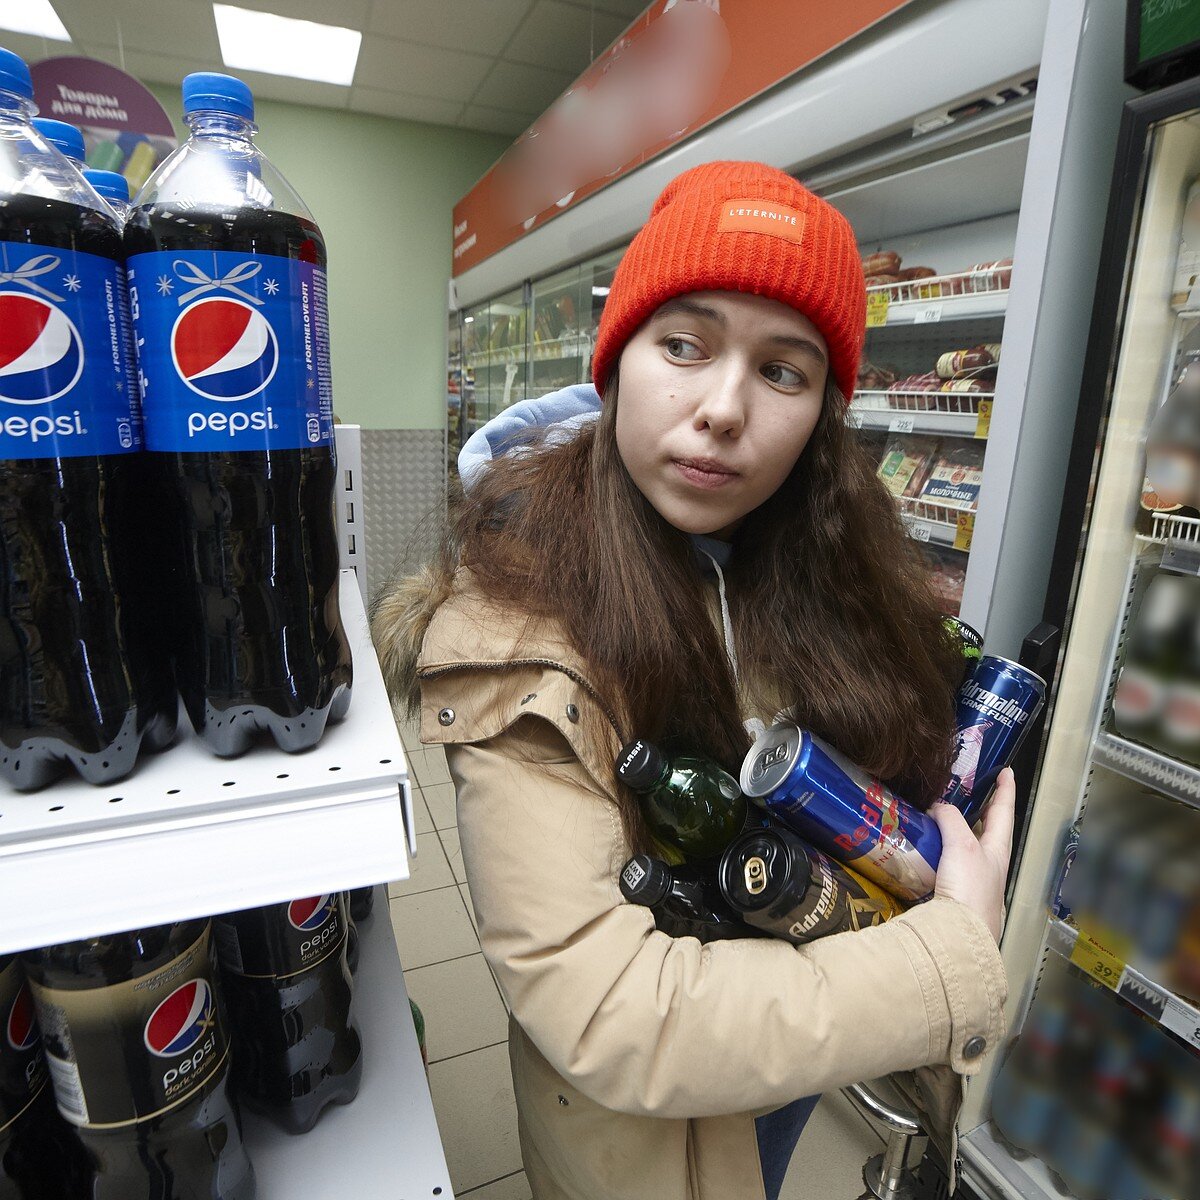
[
  {"xmin": 0, "ymin": 0, "xmax": 70, "ymax": 41},
  {"xmin": 213, "ymin": 4, "xmax": 361, "ymax": 87}
]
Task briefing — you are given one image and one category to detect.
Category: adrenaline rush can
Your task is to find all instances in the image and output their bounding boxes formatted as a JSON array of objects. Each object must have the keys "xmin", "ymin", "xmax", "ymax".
[
  {"xmin": 739, "ymin": 722, "xmax": 941, "ymax": 903},
  {"xmin": 942, "ymin": 655, "xmax": 1046, "ymax": 824}
]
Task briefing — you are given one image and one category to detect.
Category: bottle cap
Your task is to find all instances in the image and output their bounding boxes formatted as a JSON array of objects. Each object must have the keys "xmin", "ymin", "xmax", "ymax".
[
  {"xmin": 616, "ymin": 739, "xmax": 668, "ymax": 791},
  {"xmin": 84, "ymin": 169, "xmax": 130, "ymax": 204},
  {"xmin": 33, "ymin": 118, "xmax": 84, "ymax": 163},
  {"xmin": 0, "ymin": 48, "xmax": 32, "ymax": 102},
  {"xmin": 182, "ymin": 72, "xmax": 254, "ymax": 121},
  {"xmin": 619, "ymin": 856, "xmax": 672, "ymax": 907}
]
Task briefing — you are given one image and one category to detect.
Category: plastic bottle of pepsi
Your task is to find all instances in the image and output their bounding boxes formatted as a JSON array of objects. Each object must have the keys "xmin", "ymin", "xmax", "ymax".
[
  {"xmin": 22, "ymin": 920, "xmax": 255, "ymax": 1200},
  {"xmin": 85, "ymin": 171, "xmax": 132, "ymax": 226},
  {"xmin": 30, "ymin": 118, "xmax": 85, "ymax": 171},
  {"xmin": 0, "ymin": 955, "xmax": 93, "ymax": 1199},
  {"xmin": 125, "ymin": 72, "xmax": 351, "ymax": 756},
  {"xmin": 213, "ymin": 894, "xmax": 361, "ymax": 1134},
  {"xmin": 0, "ymin": 47, "xmax": 176, "ymax": 790}
]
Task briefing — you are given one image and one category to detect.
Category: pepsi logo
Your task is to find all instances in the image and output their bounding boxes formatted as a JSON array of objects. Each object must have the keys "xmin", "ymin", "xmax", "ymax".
[
  {"xmin": 171, "ymin": 298, "xmax": 278, "ymax": 403},
  {"xmin": 6, "ymin": 981, "xmax": 39, "ymax": 1052},
  {"xmin": 143, "ymin": 979, "xmax": 215, "ymax": 1059},
  {"xmin": 288, "ymin": 895, "xmax": 335, "ymax": 932},
  {"xmin": 0, "ymin": 292, "xmax": 84, "ymax": 405}
]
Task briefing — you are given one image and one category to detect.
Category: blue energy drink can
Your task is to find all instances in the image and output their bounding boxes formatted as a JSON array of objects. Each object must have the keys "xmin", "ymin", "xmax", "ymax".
[
  {"xmin": 943, "ymin": 655, "xmax": 1046, "ymax": 823},
  {"xmin": 739, "ymin": 722, "xmax": 941, "ymax": 902}
]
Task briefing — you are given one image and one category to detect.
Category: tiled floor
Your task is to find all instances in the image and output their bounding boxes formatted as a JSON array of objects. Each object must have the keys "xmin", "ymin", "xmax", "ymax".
[{"xmin": 389, "ymin": 723, "xmax": 892, "ymax": 1199}]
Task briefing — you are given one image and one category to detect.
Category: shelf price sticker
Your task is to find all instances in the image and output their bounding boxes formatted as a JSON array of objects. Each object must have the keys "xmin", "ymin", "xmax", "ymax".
[
  {"xmin": 914, "ymin": 304, "xmax": 943, "ymax": 324},
  {"xmin": 866, "ymin": 292, "xmax": 890, "ymax": 328},
  {"xmin": 954, "ymin": 512, "xmax": 975, "ymax": 552},
  {"xmin": 1069, "ymin": 931, "xmax": 1125, "ymax": 989},
  {"xmin": 889, "ymin": 415, "xmax": 916, "ymax": 434},
  {"xmin": 974, "ymin": 399, "xmax": 992, "ymax": 440},
  {"xmin": 1160, "ymin": 995, "xmax": 1200, "ymax": 1049},
  {"xmin": 903, "ymin": 516, "xmax": 933, "ymax": 543}
]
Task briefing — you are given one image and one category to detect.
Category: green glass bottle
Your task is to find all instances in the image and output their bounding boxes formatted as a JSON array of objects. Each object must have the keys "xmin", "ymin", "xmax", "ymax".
[{"xmin": 616, "ymin": 739, "xmax": 748, "ymax": 861}]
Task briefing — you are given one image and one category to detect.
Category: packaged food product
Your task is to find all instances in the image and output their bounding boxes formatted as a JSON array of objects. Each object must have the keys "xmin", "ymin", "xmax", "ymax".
[
  {"xmin": 877, "ymin": 436, "xmax": 938, "ymax": 499},
  {"xmin": 927, "ymin": 551, "xmax": 967, "ymax": 611},
  {"xmin": 936, "ymin": 345, "xmax": 999, "ymax": 379},
  {"xmin": 865, "ymin": 273, "xmax": 901, "ymax": 288},
  {"xmin": 887, "ymin": 372, "xmax": 942, "ymax": 407},
  {"xmin": 966, "ymin": 258, "xmax": 1013, "ymax": 293},
  {"xmin": 920, "ymin": 443, "xmax": 986, "ymax": 511},
  {"xmin": 898, "ymin": 266, "xmax": 936, "ymax": 281},
  {"xmin": 861, "ymin": 250, "xmax": 901, "ymax": 276},
  {"xmin": 857, "ymin": 360, "xmax": 897, "ymax": 390},
  {"xmin": 1172, "ymin": 178, "xmax": 1200, "ymax": 310}
]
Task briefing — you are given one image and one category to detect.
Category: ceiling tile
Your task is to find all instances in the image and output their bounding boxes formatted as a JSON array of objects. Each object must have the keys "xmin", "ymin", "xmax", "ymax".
[
  {"xmin": 471, "ymin": 59, "xmax": 573, "ymax": 115},
  {"xmin": 458, "ymin": 104, "xmax": 530, "ymax": 137},
  {"xmin": 56, "ymin": 1, "xmax": 220, "ymax": 59},
  {"xmin": 368, "ymin": 0, "xmax": 534, "ymax": 57},
  {"xmin": 353, "ymin": 34, "xmax": 491, "ymax": 102},
  {"xmin": 204, "ymin": 0, "xmax": 373, "ymax": 26},
  {"xmin": 84, "ymin": 44, "xmax": 209, "ymax": 90},
  {"xmin": 222, "ymin": 69, "xmax": 352, "ymax": 110},
  {"xmin": 505, "ymin": 0, "xmax": 628, "ymax": 71},
  {"xmin": 350, "ymin": 86, "xmax": 463, "ymax": 125}
]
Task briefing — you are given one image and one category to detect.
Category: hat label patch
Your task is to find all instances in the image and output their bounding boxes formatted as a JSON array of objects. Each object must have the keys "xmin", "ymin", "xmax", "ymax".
[{"xmin": 718, "ymin": 199, "xmax": 806, "ymax": 244}]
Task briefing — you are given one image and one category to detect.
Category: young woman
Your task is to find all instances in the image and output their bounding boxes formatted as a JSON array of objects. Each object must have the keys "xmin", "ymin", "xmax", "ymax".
[{"xmin": 374, "ymin": 161, "xmax": 1011, "ymax": 1200}]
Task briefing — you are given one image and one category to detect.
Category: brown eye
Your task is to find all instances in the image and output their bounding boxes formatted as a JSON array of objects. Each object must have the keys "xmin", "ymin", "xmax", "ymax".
[
  {"xmin": 664, "ymin": 336, "xmax": 704, "ymax": 361},
  {"xmin": 762, "ymin": 362, "xmax": 805, "ymax": 389}
]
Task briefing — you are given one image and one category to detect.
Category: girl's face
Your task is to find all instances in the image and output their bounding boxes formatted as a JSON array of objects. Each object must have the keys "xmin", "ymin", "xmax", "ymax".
[{"xmin": 615, "ymin": 290, "xmax": 829, "ymax": 539}]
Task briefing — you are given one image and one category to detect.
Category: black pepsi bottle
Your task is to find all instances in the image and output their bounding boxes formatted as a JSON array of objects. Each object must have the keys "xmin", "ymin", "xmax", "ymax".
[
  {"xmin": 22, "ymin": 920, "xmax": 255, "ymax": 1200},
  {"xmin": 0, "ymin": 47, "xmax": 176, "ymax": 790},
  {"xmin": 125, "ymin": 73, "xmax": 351, "ymax": 757},
  {"xmin": 0, "ymin": 954, "xmax": 93, "ymax": 1199},
  {"xmin": 213, "ymin": 894, "xmax": 362, "ymax": 1134}
]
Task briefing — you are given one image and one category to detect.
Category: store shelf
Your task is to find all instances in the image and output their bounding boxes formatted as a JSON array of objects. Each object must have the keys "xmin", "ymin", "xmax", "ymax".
[
  {"xmin": 243, "ymin": 887, "xmax": 452, "ymax": 1199},
  {"xmin": 1092, "ymin": 731, "xmax": 1200, "ymax": 807},
  {"xmin": 1045, "ymin": 917, "xmax": 1200, "ymax": 1052},
  {"xmin": 0, "ymin": 571, "xmax": 412, "ymax": 954},
  {"xmin": 897, "ymin": 496, "xmax": 973, "ymax": 551},
  {"xmin": 865, "ymin": 269, "xmax": 1009, "ymax": 327},
  {"xmin": 468, "ymin": 334, "xmax": 593, "ymax": 371},
  {"xmin": 849, "ymin": 392, "xmax": 989, "ymax": 437}
]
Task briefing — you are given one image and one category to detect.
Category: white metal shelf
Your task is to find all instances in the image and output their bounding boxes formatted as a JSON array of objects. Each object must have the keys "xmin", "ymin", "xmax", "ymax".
[
  {"xmin": 1045, "ymin": 917, "xmax": 1200, "ymax": 1051},
  {"xmin": 243, "ymin": 888, "xmax": 452, "ymax": 1199},
  {"xmin": 849, "ymin": 394, "xmax": 988, "ymax": 437},
  {"xmin": 865, "ymin": 269, "xmax": 1009, "ymax": 327},
  {"xmin": 1092, "ymin": 730, "xmax": 1200, "ymax": 808},
  {"xmin": 0, "ymin": 571, "xmax": 412, "ymax": 954}
]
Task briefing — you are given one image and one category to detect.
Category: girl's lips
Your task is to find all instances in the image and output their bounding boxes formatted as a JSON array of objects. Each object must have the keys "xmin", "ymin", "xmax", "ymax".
[{"xmin": 672, "ymin": 459, "xmax": 739, "ymax": 490}]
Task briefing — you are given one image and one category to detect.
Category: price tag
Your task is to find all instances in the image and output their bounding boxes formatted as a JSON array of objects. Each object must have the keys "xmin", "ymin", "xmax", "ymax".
[
  {"xmin": 866, "ymin": 292, "xmax": 890, "ymax": 328},
  {"xmin": 903, "ymin": 517, "xmax": 933, "ymax": 543},
  {"xmin": 847, "ymin": 408, "xmax": 864, "ymax": 429},
  {"xmin": 889, "ymin": 415, "xmax": 916, "ymax": 434},
  {"xmin": 1070, "ymin": 931, "xmax": 1125, "ymax": 989},
  {"xmin": 1161, "ymin": 995, "xmax": 1200, "ymax": 1048},
  {"xmin": 954, "ymin": 512, "xmax": 975, "ymax": 552},
  {"xmin": 914, "ymin": 304, "xmax": 943, "ymax": 324},
  {"xmin": 974, "ymin": 399, "xmax": 992, "ymax": 440}
]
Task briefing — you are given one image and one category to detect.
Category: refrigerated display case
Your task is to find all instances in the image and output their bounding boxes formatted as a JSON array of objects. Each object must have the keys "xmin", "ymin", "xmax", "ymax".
[{"xmin": 953, "ymin": 71, "xmax": 1200, "ymax": 1200}]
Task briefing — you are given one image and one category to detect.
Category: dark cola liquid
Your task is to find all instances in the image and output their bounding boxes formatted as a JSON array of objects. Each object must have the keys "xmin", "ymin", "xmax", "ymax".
[
  {"xmin": 22, "ymin": 923, "xmax": 255, "ymax": 1200},
  {"xmin": 0, "ymin": 194, "xmax": 176, "ymax": 790},
  {"xmin": 124, "ymin": 204, "xmax": 351, "ymax": 756}
]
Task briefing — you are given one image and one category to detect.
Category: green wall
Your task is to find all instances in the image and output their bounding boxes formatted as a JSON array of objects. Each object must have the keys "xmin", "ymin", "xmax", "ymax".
[{"xmin": 149, "ymin": 84, "xmax": 509, "ymax": 429}]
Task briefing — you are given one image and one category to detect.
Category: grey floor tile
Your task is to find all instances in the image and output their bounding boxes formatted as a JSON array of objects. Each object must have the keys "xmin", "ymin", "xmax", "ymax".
[
  {"xmin": 778, "ymin": 1089, "xmax": 883, "ymax": 1200},
  {"xmin": 424, "ymin": 780, "xmax": 458, "ymax": 830},
  {"xmin": 409, "ymin": 787, "xmax": 434, "ymax": 835},
  {"xmin": 389, "ymin": 831, "xmax": 454, "ymax": 898},
  {"xmin": 405, "ymin": 954, "xmax": 508, "ymax": 1063},
  {"xmin": 439, "ymin": 825, "xmax": 467, "ymax": 884},
  {"xmin": 428, "ymin": 1042, "xmax": 522, "ymax": 1194},
  {"xmin": 416, "ymin": 743, "xmax": 452, "ymax": 786},
  {"xmin": 459, "ymin": 1170, "xmax": 531, "ymax": 1199},
  {"xmin": 389, "ymin": 887, "xmax": 480, "ymax": 970}
]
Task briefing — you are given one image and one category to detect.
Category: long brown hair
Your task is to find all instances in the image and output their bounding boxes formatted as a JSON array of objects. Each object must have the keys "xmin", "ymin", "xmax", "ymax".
[{"xmin": 439, "ymin": 375, "xmax": 960, "ymax": 846}]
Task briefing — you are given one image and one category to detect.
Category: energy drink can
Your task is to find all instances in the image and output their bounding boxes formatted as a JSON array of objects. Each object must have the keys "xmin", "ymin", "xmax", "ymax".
[
  {"xmin": 717, "ymin": 824, "xmax": 902, "ymax": 943},
  {"xmin": 943, "ymin": 655, "xmax": 1046, "ymax": 823},
  {"xmin": 739, "ymin": 722, "xmax": 941, "ymax": 902}
]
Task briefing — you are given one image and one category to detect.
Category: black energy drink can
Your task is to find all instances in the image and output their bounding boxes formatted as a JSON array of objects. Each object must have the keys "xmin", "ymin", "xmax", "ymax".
[{"xmin": 717, "ymin": 825, "xmax": 901, "ymax": 944}]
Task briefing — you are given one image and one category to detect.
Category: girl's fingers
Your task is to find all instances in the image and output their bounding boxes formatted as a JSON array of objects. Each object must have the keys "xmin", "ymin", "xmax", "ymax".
[{"xmin": 977, "ymin": 768, "xmax": 1017, "ymax": 860}]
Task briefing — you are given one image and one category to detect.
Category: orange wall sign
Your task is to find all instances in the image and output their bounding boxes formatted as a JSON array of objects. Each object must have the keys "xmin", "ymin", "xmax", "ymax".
[{"xmin": 452, "ymin": 0, "xmax": 914, "ymax": 276}]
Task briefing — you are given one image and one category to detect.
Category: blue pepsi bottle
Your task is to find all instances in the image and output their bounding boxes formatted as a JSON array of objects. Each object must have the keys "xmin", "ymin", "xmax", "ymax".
[
  {"xmin": 125, "ymin": 73, "xmax": 351, "ymax": 756},
  {"xmin": 0, "ymin": 48, "xmax": 176, "ymax": 789},
  {"xmin": 85, "ymin": 171, "xmax": 132, "ymax": 226}
]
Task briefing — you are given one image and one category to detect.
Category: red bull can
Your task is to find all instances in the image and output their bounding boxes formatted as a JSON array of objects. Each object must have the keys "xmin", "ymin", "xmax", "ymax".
[
  {"xmin": 739, "ymin": 722, "xmax": 941, "ymax": 902},
  {"xmin": 943, "ymin": 655, "xmax": 1046, "ymax": 823}
]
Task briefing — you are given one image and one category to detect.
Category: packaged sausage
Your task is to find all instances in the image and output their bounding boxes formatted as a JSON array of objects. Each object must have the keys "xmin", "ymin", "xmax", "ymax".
[
  {"xmin": 857, "ymin": 360, "xmax": 897, "ymax": 391},
  {"xmin": 865, "ymin": 273, "xmax": 901, "ymax": 288},
  {"xmin": 926, "ymin": 550, "xmax": 967, "ymax": 612},
  {"xmin": 966, "ymin": 258, "xmax": 1013, "ymax": 293},
  {"xmin": 861, "ymin": 250, "xmax": 901, "ymax": 276},
  {"xmin": 888, "ymin": 372, "xmax": 942, "ymax": 407},
  {"xmin": 898, "ymin": 266, "xmax": 937, "ymax": 281},
  {"xmin": 936, "ymin": 346, "xmax": 998, "ymax": 379},
  {"xmin": 877, "ymin": 436, "xmax": 938, "ymax": 499},
  {"xmin": 920, "ymin": 443, "xmax": 986, "ymax": 511},
  {"xmin": 1172, "ymin": 178, "xmax": 1200, "ymax": 310}
]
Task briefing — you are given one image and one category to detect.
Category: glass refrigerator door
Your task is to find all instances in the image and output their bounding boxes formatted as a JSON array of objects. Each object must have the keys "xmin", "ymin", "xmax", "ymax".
[
  {"xmin": 479, "ymin": 287, "xmax": 528, "ymax": 424},
  {"xmin": 957, "ymin": 82, "xmax": 1200, "ymax": 1200},
  {"xmin": 446, "ymin": 308, "xmax": 466, "ymax": 482},
  {"xmin": 530, "ymin": 264, "xmax": 588, "ymax": 398}
]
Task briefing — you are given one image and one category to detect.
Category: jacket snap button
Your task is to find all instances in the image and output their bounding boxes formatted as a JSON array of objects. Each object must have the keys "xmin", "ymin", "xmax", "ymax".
[
  {"xmin": 521, "ymin": 693, "xmax": 537, "ymax": 705},
  {"xmin": 962, "ymin": 1036, "xmax": 987, "ymax": 1059},
  {"xmin": 558, "ymin": 1095, "xmax": 569, "ymax": 1106},
  {"xmin": 437, "ymin": 708, "xmax": 456, "ymax": 726},
  {"xmin": 566, "ymin": 704, "xmax": 579, "ymax": 722}
]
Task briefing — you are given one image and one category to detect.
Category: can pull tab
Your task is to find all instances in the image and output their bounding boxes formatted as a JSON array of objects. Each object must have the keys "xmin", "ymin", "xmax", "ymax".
[{"xmin": 744, "ymin": 856, "xmax": 767, "ymax": 895}]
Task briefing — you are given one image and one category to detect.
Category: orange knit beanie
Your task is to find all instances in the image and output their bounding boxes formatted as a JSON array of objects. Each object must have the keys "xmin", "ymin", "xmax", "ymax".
[{"xmin": 592, "ymin": 161, "xmax": 865, "ymax": 401}]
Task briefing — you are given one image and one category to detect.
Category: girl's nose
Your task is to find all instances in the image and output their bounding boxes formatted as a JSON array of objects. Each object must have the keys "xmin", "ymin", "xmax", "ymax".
[{"xmin": 691, "ymin": 364, "xmax": 748, "ymax": 437}]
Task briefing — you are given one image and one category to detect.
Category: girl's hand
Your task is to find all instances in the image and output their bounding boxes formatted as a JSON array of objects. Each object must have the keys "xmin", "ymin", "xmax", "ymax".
[{"xmin": 928, "ymin": 768, "xmax": 1016, "ymax": 943}]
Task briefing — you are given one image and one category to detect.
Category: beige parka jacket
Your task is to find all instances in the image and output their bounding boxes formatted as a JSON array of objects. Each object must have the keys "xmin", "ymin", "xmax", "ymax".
[{"xmin": 372, "ymin": 565, "xmax": 1008, "ymax": 1200}]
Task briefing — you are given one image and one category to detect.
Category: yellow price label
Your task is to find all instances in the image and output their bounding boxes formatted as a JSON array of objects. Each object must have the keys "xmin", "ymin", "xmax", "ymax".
[
  {"xmin": 866, "ymin": 292, "xmax": 890, "ymax": 328},
  {"xmin": 1070, "ymin": 932, "xmax": 1125, "ymax": 990},
  {"xmin": 953, "ymin": 512, "xmax": 975, "ymax": 552},
  {"xmin": 974, "ymin": 399, "xmax": 992, "ymax": 440}
]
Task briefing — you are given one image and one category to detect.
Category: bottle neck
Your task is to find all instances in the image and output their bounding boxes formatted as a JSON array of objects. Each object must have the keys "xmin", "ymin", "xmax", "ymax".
[
  {"xmin": 0, "ymin": 88, "xmax": 34, "ymax": 127},
  {"xmin": 185, "ymin": 110, "xmax": 256, "ymax": 142}
]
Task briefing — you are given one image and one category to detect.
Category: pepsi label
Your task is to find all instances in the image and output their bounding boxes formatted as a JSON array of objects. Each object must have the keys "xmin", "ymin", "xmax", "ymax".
[
  {"xmin": 127, "ymin": 248, "xmax": 334, "ymax": 452},
  {"xmin": 0, "ymin": 241, "xmax": 141, "ymax": 459},
  {"xmin": 27, "ymin": 924, "xmax": 229, "ymax": 1128},
  {"xmin": 0, "ymin": 957, "xmax": 48, "ymax": 1134},
  {"xmin": 215, "ymin": 893, "xmax": 346, "ymax": 980}
]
